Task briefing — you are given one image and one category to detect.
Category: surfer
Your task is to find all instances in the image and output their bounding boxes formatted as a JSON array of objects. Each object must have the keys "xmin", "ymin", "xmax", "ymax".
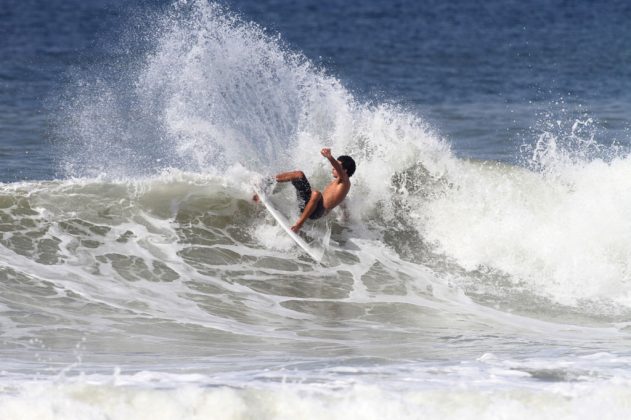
[{"xmin": 258, "ymin": 148, "xmax": 356, "ymax": 233}]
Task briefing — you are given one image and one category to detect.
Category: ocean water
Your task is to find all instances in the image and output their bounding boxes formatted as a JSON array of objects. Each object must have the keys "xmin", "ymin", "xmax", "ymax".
[{"xmin": 2, "ymin": 0, "xmax": 631, "ymax": 418}]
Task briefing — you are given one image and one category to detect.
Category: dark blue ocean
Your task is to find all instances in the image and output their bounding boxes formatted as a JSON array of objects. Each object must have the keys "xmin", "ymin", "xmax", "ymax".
[{"xmin": 2, "ymin": 1, "xmax": 631, "ymax": 418}]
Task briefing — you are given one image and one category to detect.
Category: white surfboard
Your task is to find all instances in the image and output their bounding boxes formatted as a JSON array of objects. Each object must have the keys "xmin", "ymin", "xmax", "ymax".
[{"xmin": 253, "ymin": 181, "xmax": 325, "ymax": 263}]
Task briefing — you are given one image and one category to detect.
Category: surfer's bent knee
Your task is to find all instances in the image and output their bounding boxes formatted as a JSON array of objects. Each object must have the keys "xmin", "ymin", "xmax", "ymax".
[{"xmin": 286, "ymin": 170, "xmax": 305, "ymax": 180}]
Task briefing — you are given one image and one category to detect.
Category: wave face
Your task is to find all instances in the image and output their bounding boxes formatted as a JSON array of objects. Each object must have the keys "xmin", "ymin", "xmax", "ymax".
[
  {"xmin": 3, "ymin": 158, "xmax": 631, "ymax": 365},
  {"xmin": 4, "ymin": 0, "xmax": 631, "ymax": 417},
  {"xmin": 55, "ymin": 0, "xmax": 631, "ymax": 316},
  {"xmin": 10, "ymin": 0, "xmax": 628, "ymax": 356}
]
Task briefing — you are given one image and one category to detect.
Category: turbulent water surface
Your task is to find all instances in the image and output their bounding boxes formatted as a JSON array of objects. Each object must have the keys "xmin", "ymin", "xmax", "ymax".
[{"xmin": 2, "ymin": 0, "xmax": 631, "ymax": 418}]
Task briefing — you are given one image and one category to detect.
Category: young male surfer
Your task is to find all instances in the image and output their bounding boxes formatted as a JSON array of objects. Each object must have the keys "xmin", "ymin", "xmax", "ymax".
[{"xmin": 259, "ymin": 148, "xmax": 356, "ymax": 233}]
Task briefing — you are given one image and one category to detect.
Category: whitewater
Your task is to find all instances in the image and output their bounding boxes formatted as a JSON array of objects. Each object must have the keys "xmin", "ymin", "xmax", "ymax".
[{"xmin": 2, "ymin": 1, "xmax": 631, "ymax": 418}]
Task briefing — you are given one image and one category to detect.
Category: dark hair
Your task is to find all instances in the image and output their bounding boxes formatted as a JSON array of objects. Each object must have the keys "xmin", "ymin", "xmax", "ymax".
[{"xmin": 337, "ymin": 155, "xmax": 356, "ymax": 177}]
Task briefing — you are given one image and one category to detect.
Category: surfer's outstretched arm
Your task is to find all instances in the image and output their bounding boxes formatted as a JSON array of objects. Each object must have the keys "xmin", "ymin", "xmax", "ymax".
[
  {"xmin": 321, "ymin": 148, "xmax": 349, "ymax": 184},
  {"xmin": 291, "ymin": 190, "xmax": 322, "ymax": 233}
]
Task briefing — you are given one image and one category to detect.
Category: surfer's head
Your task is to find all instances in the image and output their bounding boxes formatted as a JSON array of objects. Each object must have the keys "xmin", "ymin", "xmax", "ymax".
[{"xmin": 337, "ymin": 155, "xmax": 356, "ymax": 177}]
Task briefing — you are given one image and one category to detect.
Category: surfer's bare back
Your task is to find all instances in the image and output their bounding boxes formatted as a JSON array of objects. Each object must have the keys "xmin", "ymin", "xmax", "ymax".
[{"xmin": 275, "ymin": 148, "xmax": 356, "ymax": 233}]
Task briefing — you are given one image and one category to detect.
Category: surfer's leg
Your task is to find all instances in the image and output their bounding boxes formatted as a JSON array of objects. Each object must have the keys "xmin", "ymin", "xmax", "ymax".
[
  {"xmin": 283, "ymin": 172, "xmax": 312, "ymax": 211},
  {"xmin": 308, "ymin": 194, "xmax": 326, "ymax": 220},
  {"xmin": 291, "ymin": 190, "xmax": 322, "ymax": 233},
  {"xmin": 303, "ymin": 190, "xmax": 322, "ymax": 218},
  {"xmin": 275, "ymin": 170, "xmax": 305, "ymax": 182}
]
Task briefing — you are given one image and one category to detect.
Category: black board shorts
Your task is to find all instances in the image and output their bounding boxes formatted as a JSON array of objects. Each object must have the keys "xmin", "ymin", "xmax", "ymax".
[{"xmin": 291, "ymin": 176, "xmax": 326, "ymax": 220}]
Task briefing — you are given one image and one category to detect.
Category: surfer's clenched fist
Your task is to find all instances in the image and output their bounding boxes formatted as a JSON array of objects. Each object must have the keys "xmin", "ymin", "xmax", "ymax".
[{"xmin": 320, "ymin": 148, "xmax": 332, "ymax": 158}]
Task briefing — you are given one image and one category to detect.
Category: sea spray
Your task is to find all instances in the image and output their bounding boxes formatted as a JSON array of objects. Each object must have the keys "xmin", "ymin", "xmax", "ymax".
[
  {"xmin": 54, "ymin": 0, "xmax": 455, "ymax": 262},
  {"xmin": 58, "ymin": 1, "xmax": 349, "ymax": 178}
]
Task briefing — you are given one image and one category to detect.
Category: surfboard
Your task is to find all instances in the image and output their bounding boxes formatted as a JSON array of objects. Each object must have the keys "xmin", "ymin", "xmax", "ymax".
[{"xmin": 253, "ymin": 180, "xmax": 325, "ymax": 263}]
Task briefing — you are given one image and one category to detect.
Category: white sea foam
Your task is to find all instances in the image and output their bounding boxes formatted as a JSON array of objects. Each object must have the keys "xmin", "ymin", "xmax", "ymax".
[
  {"xmin": 422, "ymin": 149, "xmax": 631, "ymax": 307},
  {"xmin": 3, "ymin": 354, "xmax": 631, "ymax": 420}
]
